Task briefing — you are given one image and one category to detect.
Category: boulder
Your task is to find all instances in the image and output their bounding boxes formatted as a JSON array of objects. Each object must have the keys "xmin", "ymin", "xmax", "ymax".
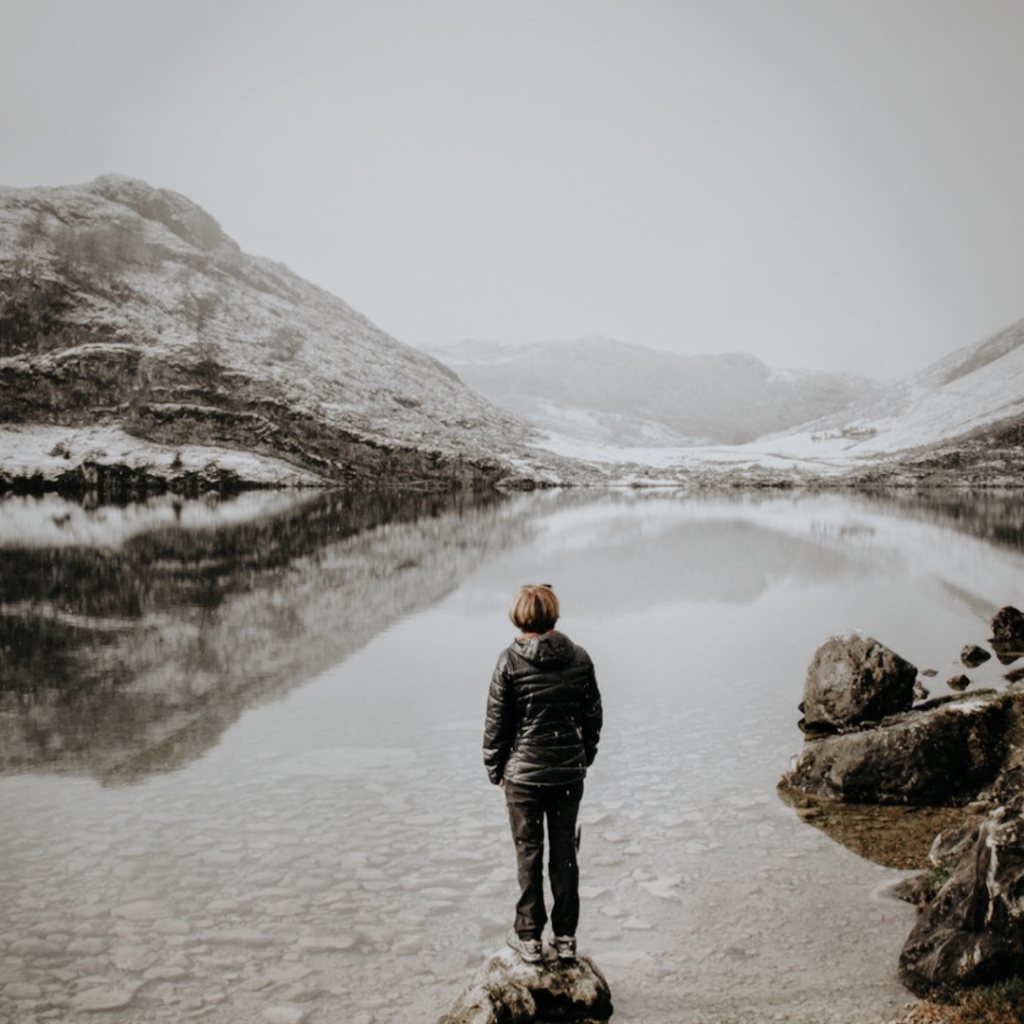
[
  {"xmin": 899, "ymin": 795, "xmax": 1024, "ymax": 996},
  {"xmin": 992, "ymin": 606, "xmax": 1024, "ymax": 644},
  {"xmin": 961, "ymin": 644, "xmax": 991, "ymax": 668},
  {"xmin": 781, "ymin": 690, "xmax": 1015, "ymax": 804},
  {"xmin": 991, "ymin": 606, "xmax": 1024, "ymax": 665},
  {"xmin": 928, "ymin": 815, "xmax": 984, "ymax": 873},
  {"xmin": 888, "ymin": 812, "xmax": 989, "ymax": 907},
  {"xmin": 802, "ymin": 632, "xmax": 917, "ymax": 732},
  {"xmin": 947, "ymin": 674, "xmax": 971, "ymax": 692},
  {"xmin": 437, "ymin": 947, "xmax": 613, "ymax": 1024}
]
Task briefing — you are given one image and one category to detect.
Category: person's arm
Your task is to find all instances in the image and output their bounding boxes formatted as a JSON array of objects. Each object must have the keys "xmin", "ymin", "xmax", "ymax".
[
  {"xmin": 581, "ymin": 657, "xmax": 603, "ymax": 767},
  {"xmin": 483, "ymin": 653, "xmax": 515, "ymax": 785}
]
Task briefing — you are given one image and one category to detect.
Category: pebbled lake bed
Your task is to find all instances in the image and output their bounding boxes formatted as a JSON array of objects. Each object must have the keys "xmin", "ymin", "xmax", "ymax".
[{"xmin": 2, "ymin": 489, "xmax": 1023, "ymax": 1024}]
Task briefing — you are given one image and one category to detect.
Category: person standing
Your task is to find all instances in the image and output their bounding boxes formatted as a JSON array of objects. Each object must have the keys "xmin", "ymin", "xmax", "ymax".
[{"xmin": 483, "ymin": 584, "xmax": 603, "ymax": 963}]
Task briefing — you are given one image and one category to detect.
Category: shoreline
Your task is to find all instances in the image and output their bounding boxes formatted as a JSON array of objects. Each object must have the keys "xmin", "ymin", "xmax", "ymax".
[{"xmin": 2, "ymin": 423, "xmax": 1022, "ymax": 501}]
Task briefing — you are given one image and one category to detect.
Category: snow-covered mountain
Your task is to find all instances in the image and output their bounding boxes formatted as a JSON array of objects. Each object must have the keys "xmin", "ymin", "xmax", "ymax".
[
  {"xmin": 770, "ymin": 317, "xmax": 1024, "ymax": 455},
  {"xmin": 2, "ymin": 175, "xmax": 1019, "ymax": 494},
  {"xmin": 423, "ymin": 337, "xmax": 883, "ymax": 446},
  {"xmin": 0, "ymin": 176, "xmax": 570, "ymax": 493},
  {"xmin": 528, "ymin": 321, "xmax": 1024, "ymax": 489}
]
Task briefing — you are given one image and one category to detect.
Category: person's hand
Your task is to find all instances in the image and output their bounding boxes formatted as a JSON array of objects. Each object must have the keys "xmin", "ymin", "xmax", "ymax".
[{"xmin": 498, "ymin": 778, "xmax": 506, "ymax": 790}]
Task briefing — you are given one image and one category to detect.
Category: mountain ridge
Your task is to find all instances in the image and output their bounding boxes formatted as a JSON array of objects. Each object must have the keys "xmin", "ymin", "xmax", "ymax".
[
  {"xmin": 445, "ymin": 328, "xmax": 1024, "ymax": 489},
  {"xmin": 423, "ymin": 335, "xmax": 884, "ymax": 447},
  {"xmin": 1, "ymin": 175, "xmax": 1021, "ymax": 494},
  {"xmin": 0, "ymin": 175, "xmax": 576, "ymax": 495}
]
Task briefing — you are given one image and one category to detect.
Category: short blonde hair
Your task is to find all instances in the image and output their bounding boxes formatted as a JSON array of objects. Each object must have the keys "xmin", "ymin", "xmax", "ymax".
[{"xmin": 509, "ymin": 584, "xmax": 559, "ymax": 633}]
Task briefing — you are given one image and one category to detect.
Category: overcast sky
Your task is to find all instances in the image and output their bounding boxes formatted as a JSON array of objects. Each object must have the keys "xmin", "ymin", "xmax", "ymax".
[{"xmin": 4, "ymin": 0, "xmax": 1024, "ymax": 379}]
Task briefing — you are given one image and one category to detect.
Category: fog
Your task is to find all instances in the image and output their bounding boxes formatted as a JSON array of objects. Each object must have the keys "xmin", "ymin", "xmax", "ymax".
[{"xmin": 5, "ymin": 0, "xmax": 1024, "ymax": 379}]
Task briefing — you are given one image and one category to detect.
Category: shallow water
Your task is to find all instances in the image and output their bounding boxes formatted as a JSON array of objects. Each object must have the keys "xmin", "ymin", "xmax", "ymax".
[{"xmin": 2, "ymin": 489, "xmax": 1023, "ymax": 1024}]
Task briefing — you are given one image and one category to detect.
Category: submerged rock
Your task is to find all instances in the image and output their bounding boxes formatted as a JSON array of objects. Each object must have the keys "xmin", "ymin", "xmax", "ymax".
[
  {"xmin": 437, "ymin": 946, "xmax": 612, "ymax": 1024},
  {"xmin": 777, "ymin": 786, "xmax": 970, "ymax": 869},
  {"xmin": 802, "ymin": 632, "xmax": 917, "ymax": 733},
  {"xmin": 782, "ymin": 690, "xmax": 1015, "ymax": 804},
  {"xmin": 899, "ymin": 795, "xmax": 1024, "ymax": 996},
  {"xmin": 991, "ymin": 642, "xmax": 1024, "ymax": 666},
  {"xmin": 961, "ymin": 644, "xmax": 991, "ymax": 668}
]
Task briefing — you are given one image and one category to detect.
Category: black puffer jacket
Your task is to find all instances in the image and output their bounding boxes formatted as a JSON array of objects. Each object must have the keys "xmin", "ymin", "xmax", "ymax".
[{"xmin": 483, "ymin": 631, "xmax": 603, "ymax": 786}]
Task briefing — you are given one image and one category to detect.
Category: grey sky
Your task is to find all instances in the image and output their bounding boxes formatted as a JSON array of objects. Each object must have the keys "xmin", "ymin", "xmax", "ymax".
[{"xmin": 4, "ymin": 0, "xmax": 1024, "ymax": 379}]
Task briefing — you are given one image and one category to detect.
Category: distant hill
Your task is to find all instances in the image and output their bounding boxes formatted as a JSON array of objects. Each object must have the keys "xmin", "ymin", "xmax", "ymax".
[
  {"xmin": 761, "ymin": 316, "xmax": 1024, "ymax": 463},
  {"xmin": 826, "ymin": 316, "xmax": 1024, "ymax": 448},
  {"xmin": 424, "ymin": 337, "xmax": 883, "ymax": 446},
  {"xmin": 0, "ymin": 176, "xmax": 569, "ymax": 494}
]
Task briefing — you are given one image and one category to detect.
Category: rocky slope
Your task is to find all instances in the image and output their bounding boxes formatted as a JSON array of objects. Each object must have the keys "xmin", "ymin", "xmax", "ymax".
[
  {"xmin": 423, "ymin": 336, "xmax": 883, "ymax": 446},
  {"xmin": 0, "ymin": 176, "xmax": 575, "ymax": 494}
]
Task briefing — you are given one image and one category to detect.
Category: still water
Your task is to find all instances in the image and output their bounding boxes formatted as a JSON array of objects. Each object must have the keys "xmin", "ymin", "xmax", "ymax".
[{"xmin": 2, "ymin": 489, "xmax": 1024, "ymax": 1024}]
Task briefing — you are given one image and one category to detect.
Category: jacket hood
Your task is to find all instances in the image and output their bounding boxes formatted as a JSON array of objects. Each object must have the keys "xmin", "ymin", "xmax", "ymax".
[{"xmin": 514, "ymin": 631, "xmax": 576, "ymax": 668}]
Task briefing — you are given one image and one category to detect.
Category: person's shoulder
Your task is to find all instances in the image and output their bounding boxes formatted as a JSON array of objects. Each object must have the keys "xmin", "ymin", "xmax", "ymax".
[
  {"xmin": 495, "ymin": 642, "xmax": 526, "ymax": 672},
  {"xmin": 563, "ymin": 637, "xmax": 594, "ymax": 666}
]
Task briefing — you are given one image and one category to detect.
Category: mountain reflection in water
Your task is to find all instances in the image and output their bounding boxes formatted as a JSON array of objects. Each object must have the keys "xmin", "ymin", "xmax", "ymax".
[
  {"xmin": 3, "ymin": 488, "xmax": 1023, "ymax": 785},
  {"xmin": 0, "ymin": 490, "xmax": 524, "ymax": 782},
  {"xmin": 2, "ymin": 488, "xmax": 1024, "ymax": 1024},
  {"xmin": 865, "ymin": 490, "xmax": 1024, "ymax": 553}
]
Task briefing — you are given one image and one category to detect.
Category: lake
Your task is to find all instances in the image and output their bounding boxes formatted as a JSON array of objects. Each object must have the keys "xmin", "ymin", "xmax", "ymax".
[{"xmin": 2, "ymin": 488, "xmax": 1023, "ymax": 1024}]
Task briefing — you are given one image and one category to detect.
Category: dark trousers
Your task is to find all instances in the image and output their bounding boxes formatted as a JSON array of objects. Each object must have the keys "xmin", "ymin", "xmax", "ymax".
[{"xmin": 504, "ymin": 779, "xmax": 584, "ymax": 941}]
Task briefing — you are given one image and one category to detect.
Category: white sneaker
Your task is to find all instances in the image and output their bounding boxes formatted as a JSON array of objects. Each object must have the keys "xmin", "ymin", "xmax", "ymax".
[
  {"xmin": 506, "ymin": 928, "xmax": 543, "ymax": 963},
  {"xmin": 553, "ymin": 934, "xmax": 577, "ymax": 961}
]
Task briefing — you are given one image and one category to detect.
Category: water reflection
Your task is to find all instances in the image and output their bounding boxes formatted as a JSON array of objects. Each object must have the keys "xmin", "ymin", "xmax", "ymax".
[
  {"xmin": 0, "ymin": 489, "xmax": 897, "ymax": 787},
  {"xmin": 2, "ymin": 488, "xmax": 1024, "ymax": 1024},
  {"xmin": 477, "ymin": 495, "xmax": 869, "ymax": 615},
  {"xmin": 863, "ymin": 489, "xmax": 1024, "ymax": 552},
  {"xmin": 991, "ymin": 641, "xmax": 1024, "ymax": 666},
  {"xmin": 0, "ymin": 490, "xmax": 524, "ymax": 782},
  {"xmin": 3, "ymin": 487, "xmax": 1022, "ymax": 785}
]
